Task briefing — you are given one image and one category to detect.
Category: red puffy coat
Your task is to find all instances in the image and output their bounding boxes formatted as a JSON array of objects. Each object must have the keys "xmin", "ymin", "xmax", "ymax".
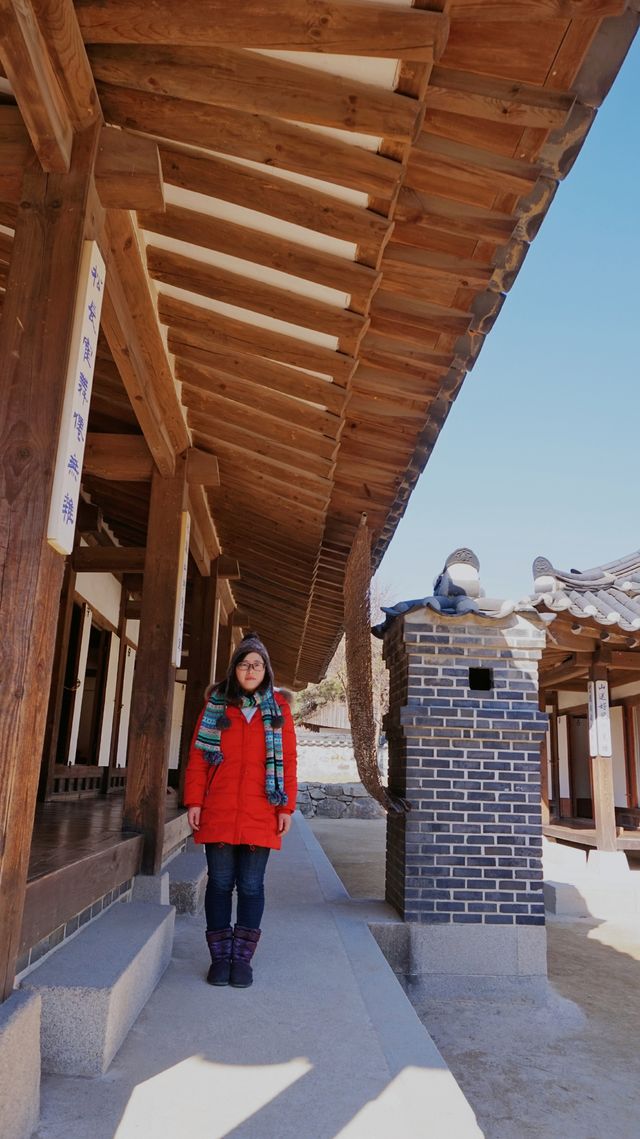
[{"xmin": 184, "ymin": 692, "xmax": 297, "ymax": 850}]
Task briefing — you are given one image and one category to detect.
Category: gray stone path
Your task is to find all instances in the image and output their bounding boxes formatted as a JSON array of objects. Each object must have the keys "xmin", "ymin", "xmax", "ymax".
[{"xmin": 34, "ymin": 816, "xmax": 481, "ymax": 1139}]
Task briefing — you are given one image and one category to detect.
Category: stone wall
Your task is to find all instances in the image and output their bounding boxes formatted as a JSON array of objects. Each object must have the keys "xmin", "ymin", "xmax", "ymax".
[{"xmin": 297, "ymin": 782, "xmax": 385, "ymax": 819}]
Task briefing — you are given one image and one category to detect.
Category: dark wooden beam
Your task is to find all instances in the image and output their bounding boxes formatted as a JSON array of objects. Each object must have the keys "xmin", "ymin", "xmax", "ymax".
[
  {"xmin": 0, "ymin": 107, "xmax": 33, "ymax": 202},
  {"xmin": 215, "ymin": 556, "xmax": 240, "ymax": 581},
  {"xmin": 124, "ymin": 456, "xmax": 189, "ymax": 872},
  {"xmin": 72, "ymin": 546, "xmax": 147, "ymax": 573},
  {"xmin": 178, "ymin": 562, "xmax": 219, "ymax": 800},
  {"xmin": 0, "ymin": 121, "xmax": 102, "ymax": 1000},
  {"xmin": 76, "ymin": 1, "xmax": 449, "ymax": 60}
]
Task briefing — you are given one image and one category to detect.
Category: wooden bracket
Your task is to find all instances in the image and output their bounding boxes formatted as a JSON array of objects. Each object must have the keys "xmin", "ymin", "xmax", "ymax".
[{"xmin": 95, "ymin": 125, "xmax": 165, "ymax": 211}]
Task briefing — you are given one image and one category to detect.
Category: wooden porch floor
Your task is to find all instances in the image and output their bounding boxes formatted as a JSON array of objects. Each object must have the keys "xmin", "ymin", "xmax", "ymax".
[
  {"xmin": 28, "ymin": 794, "xmax": 185, "ymax": 881},
  {"xmin": 21, "ymin": 794, "xmax": 190, "ymax": 959},
  {"xmin": 544, "ymin": 820, "xmax": 640, "ymax": 852}
]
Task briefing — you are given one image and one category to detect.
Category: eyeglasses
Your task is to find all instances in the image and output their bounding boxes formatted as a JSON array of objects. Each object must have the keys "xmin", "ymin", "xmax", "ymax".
[{"xmin": 236, "ymin": 662, "xmax": 265, "ymax": 672}]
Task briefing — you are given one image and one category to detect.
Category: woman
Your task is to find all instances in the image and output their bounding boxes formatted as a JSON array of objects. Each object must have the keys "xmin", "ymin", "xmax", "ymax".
[{"xmin": 184, "ymin": 632, "xmax": 297, "ymax": 988}]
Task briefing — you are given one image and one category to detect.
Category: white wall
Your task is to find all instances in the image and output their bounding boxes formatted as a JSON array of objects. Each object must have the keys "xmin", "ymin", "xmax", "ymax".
[
  {"xmin": 611, "ymin": 705, "xmax": 628, "ymax": 808},
  {"xmin": 75, "ymin": 572, "xmax": 120, "ymax": 629}
]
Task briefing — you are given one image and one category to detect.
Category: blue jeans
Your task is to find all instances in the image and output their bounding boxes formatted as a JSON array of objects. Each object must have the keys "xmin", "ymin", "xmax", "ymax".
[{"xmin": 204, "ymin": 843, "xmax": 271, "ymax": 931}]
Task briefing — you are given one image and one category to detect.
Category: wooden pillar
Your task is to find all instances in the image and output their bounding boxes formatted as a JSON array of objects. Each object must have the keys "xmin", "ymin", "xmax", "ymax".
[
  {"xmin": 590, "ymin": 665, "xmax": 617, "ymax": 853},
  {"xmin": 215, "ymin": 616, "xmax": 233, "ymax": 682},
  {"xmin": 0, "ymin": 126, "xmax": 102, "ymax": 1000},
  {"xmin": 39, "ymin": 559, "xmax": 77, "ymax": 800},
  {"xmin": 123, "ymin": 456, "xmax": 188, "ymax": 874},
  {"xmin": 177, "ymin": 560, "xmax": 220, "ymax": 802},
  {"xmin": 548, "ymin": 693, "xmax": 560, "ymax": 818}
]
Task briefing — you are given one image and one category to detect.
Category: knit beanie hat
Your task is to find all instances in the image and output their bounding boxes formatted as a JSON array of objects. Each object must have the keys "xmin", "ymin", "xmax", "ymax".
[{"xmin": 228, "ymin": 631, "xmax": 275, "ymax": 688}]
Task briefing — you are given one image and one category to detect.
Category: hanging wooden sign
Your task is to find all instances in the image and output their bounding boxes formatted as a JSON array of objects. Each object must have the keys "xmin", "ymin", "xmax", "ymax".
[
  {"xmin": 47, "ymin": 240, "xmax": 105, "ymax": 555},
  {"xmin": 588, "ymin": 679, "xmax": 612, "ymax": 757},
  {"xmin": 172, "ymin": 510, "xmax": 191, "ymax": 667}
]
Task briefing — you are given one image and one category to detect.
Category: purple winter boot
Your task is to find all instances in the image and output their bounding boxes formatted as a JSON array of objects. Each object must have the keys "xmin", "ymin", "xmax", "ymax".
[
  {"xmin": 205, "ymin": 927, "xmax": 233, "ymax": 986},
  {"xmin": 229, "ymin": 925, "xmax": 261, "ymax": 988}
]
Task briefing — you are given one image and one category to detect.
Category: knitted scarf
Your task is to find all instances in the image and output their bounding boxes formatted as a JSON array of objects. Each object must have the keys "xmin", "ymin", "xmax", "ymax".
[{"xmin": 195, "ymin": 687, "xmax": 288, "ymax": 807}]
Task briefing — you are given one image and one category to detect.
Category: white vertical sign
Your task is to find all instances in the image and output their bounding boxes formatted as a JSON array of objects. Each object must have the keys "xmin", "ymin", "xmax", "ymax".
[
  {"xmin": 47, "ymin": 240, "xmax": 105, "ymax": 555},
  {"xmin": 588, "ymin": 679, "xmax": 612, "ymax": 757},
  {"xmin": 172, "ymin": 511, "xmax": 191, "ymax": 667}
]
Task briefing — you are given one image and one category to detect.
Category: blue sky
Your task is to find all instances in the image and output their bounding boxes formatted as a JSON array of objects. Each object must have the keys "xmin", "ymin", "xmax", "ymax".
[{"xmin": 377, "ymin": 37, "xmax": 640, "ymax": 609}]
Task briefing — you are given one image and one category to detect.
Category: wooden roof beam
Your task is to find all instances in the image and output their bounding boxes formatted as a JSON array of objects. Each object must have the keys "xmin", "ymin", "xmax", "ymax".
[
  {"xmin": 76, "ymin": 1, "xmax": 449, "ymax": 59},
  {"xmin": 0, "ymin": 108, "xmax": 33, "ymax": 202},
  {"xmin": 158, "ymin": 145, "xmax": 392, "ymax": 264},
  {"xmin": 72, "ymin": 546, "xmax": 146, "ymax": 572},
  {"xmin": 189, "ymin": 413, "xmax": 334, "ymax": 479},
  {"xmin": 169, "ymin": 334, "xmax": 347, "ymax": 415},
  {"xmin": 176, "ymin": 360, "xmax": 341, "ymax": 437},
  {"xmin": 158, "ymin": 293, "xmax": 355, "ymax": 383},
  {"xmin": 148, "ymin": 246, "xmax": 366, "ymax": 348},
  {"xmin": 194, "ymin": 434, "xmax": 331, "ymax": 498},
  {"xmin": 182, "ymin": 385, "xmax": 338, "ymax": 461},
  {"xmin": 0, "ymin": 0, "xmax": 73, "ymax": 171},
  {"xmin": 98, "ymin": 84, "xmax": 402, "ymax": 198},
  {"xmin": 90, "ymin": 44, "xmax": 422, "ymax": 142},
  {"xmin": 426, "ymin": 67, "xmax": 575, "ymax": 130},
  {"xmin": 139, "ymin": 205, "xmax": 380, "ymax": 310}
]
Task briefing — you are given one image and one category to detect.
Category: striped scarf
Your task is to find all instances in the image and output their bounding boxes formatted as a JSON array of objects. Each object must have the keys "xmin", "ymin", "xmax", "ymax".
[{"xmin": 195, "ymin": 687, "xmax": 288, "ymax": 807}]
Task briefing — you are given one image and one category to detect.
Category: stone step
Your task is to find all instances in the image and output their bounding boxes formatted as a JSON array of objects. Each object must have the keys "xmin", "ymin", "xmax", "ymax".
[
  {"xmin": 21, "ymin": 900, "xmax": 174, "ymax": 1077},
  {"xmin": 167, "ymin": 849, "xmax": 207, "ymax": 915},
  {"xmin": 0, "ymin": 990, "xmax": 40, "ymax": 1139},
  {"xmin": 544, "ymin": 877, "xmax": 640, "ymax": 920}
]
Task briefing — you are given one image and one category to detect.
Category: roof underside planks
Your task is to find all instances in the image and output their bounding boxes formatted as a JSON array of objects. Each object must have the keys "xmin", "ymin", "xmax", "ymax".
[{"xmin": 0, "ymin": 0, "xmax": 637, "ymax": 684}]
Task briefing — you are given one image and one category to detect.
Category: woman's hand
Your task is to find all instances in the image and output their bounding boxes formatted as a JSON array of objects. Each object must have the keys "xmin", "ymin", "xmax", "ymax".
[
  {"xmin": 277, "ymin": 812, "xmax": 292, "ymax": 836},
  {"xmin": 187, "ymin": 806, "xmax": 201, "ymax": 832}
]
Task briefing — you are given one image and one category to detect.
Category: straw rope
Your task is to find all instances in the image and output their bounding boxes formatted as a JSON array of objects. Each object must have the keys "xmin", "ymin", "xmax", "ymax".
[{"xmin": 344, "ymin": 514, "xmax": 409, "ymax": 814}]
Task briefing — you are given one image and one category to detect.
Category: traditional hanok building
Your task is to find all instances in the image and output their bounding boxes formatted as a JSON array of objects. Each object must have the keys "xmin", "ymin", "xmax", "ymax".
[
  {"xmin": 0, "ymin": 3, "xmax": 638, "ymax": 1135},
  {"xmin": 531, "ymin": 552, "xmax": 640, "ymax": 855}
]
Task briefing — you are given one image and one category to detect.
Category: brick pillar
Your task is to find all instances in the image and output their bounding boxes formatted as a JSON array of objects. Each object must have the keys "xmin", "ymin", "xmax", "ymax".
[{"xmin": 382, "ymin": 590, "xmax": 548, "ymax": 979}]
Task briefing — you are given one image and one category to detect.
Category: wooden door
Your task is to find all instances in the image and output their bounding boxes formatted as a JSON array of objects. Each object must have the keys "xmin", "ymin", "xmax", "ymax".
[{"xmin": 569, "ymin": 714, "xmax": 593, "ymax": 819}]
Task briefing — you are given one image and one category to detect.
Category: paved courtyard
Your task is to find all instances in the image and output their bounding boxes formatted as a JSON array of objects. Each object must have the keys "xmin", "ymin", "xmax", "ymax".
[{"xmin": 310, "ymin": 818, "xmax": 640, "ymax": 1139}]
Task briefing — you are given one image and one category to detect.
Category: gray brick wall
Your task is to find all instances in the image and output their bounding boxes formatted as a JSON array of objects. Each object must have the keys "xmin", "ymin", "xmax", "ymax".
[{"xmin": 382, "ymin": 611, "xmax": 548, "ymax": 926}]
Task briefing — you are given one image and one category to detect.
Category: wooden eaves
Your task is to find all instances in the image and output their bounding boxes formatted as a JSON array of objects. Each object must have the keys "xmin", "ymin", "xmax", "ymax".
[{"xmin": 0, "ymin": 0, "xmax": 638, "ymax": 689}]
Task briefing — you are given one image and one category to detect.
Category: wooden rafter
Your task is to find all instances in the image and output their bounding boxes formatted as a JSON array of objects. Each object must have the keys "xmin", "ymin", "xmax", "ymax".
[
  {"xmin": 89, "ymin": 44, "xmax": 422, "ymax": 141},
  {"xmin": 98, "ymin": 84, "xmax": 404, "ymax": 198},
  {"xmin": 76, "ymin": 1, "xmax": 450, "ymax": 60},
  {"xmin": 139, "ymin": 205, "xmax": 380, "ymax": 310}
]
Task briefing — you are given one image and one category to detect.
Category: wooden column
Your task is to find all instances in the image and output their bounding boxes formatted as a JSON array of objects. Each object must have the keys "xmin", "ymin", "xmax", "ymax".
[
  {"xmin": 548, "ymin": 693, "xmax": 560, "ymax": 818},
  {"xmin": 177, "ymin": 559, "xmax": 219, "ymax": 803},
  {"xmin": 0, "ymin": 125, "xmax": 102, "ymax": 1000},
  {"xmin": 215, "ymin": 616, "xmax": 233, "ymax": 682},
  {"xmin": 123, "ymin": 456, "xmax": 188, "ymax": 873},
  {"xmin": 590, "ymin": 665, "xmax": 617, "ymax": 853}
]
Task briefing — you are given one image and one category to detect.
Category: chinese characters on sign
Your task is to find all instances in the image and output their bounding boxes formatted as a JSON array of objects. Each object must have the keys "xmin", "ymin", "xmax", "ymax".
[
  {"xmin": 47, "ymin": 241, "xmax": 105, "ymax": 555},
  {"xmin": 588, "ymin": 679, "xmax": 612, "ymax": 757},
  {"xmin": 172, "ymin": 511, "xmax": 191, "ymax": 668}
]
